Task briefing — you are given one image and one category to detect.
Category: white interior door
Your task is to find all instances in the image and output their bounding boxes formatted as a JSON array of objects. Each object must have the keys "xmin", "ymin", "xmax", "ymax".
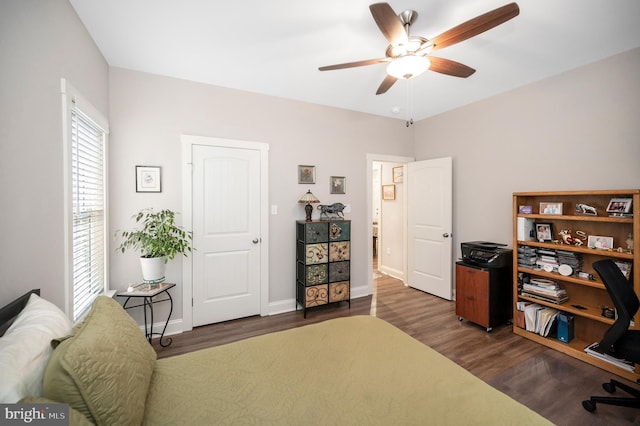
[
  {"xmin": 407, "ymin": 157, "xmax": 453, "ymax": 300},
  {"xmin": 191, "ymin": 144, "xmax": 262, "ymax": 326}
]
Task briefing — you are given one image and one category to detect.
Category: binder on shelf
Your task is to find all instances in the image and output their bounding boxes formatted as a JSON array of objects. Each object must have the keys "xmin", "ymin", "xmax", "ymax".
[
  {"xmin": 517, "ymin": 217, "xmax": 535, "ymax": 241},
  {"xmin": 557, "ymin": 313, "xmax": 574, "ymax": 343}
]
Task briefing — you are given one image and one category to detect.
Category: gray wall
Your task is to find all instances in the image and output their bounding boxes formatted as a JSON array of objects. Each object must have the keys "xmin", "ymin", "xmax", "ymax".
[
  {"xmin": 413, "ymin": 47, "xmax": 640, "ymax": 261},
  {"xmin": 0, "ymin": 0, "xmax": 109, "ymax": 309},
  {"xmin": 108, "ymin": 68, "xmax": 414, "ymax": 322}
]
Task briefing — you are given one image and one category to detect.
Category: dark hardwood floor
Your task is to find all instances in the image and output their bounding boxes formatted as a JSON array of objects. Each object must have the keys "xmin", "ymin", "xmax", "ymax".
[{"xmin": 154, "ymin": 262, "xmax": 640, "ymax": 425}]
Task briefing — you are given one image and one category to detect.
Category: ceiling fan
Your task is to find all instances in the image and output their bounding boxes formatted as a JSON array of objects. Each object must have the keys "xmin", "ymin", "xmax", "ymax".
[{"xmin": 319, "ymin": 2, "xmax": 520, "ymax": 95}]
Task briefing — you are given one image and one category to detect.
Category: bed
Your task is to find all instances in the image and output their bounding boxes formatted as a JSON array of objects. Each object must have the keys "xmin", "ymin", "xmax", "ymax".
[{"xmin": 1, "ymin": 290, "xmax": 552, "ymax": 425}]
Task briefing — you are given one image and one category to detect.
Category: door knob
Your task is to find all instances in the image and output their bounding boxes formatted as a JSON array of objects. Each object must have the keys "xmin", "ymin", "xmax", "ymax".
[
  {"xmin": 443, "ymin": 233, "xmax": 450, "ymax": 238},
  {"xmin": 252, "ymin": 238, "xmax": 259, "ymax": 244}
]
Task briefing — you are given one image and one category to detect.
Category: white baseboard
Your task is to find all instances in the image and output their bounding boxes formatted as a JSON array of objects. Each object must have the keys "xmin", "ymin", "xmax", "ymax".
[
  {"xmin": 379, "ymin": 265, "xmax": 404, "ymax": 281},
  {"xmin": 152, "ymin": 286, "xmax": 373, "ymax": 336}
]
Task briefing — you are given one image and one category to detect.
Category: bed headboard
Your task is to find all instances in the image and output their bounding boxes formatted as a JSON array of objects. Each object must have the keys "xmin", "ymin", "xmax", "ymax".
[{"xmin": 0, "ymin": 289, "xmax": 40, "ymax": 336}]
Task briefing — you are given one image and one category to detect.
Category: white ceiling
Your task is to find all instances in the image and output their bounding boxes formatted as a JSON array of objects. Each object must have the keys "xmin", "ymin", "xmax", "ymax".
[{"xmin": 70, "ymin": 0, "xmax": 640, "ymax": 122}]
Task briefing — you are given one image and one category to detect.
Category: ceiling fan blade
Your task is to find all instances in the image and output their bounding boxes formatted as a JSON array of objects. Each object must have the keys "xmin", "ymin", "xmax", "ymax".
[
  {"xmin": 319, "ymin": 58, "xmax": 390, "ymax": 71},
  {"xmin": 369, "ymin": 3, "xmax": 408, "ymax": 47},
  {"xmin": 376, "ymin": 74, "xmax": 398, "ymax": 95},
  {"xmin": 428, "ymin": 57, "xmax": 476, "ymax": 78},
  {"xmin": 430, "ymin": 2, "xmax": 519, "ymax": 52}
]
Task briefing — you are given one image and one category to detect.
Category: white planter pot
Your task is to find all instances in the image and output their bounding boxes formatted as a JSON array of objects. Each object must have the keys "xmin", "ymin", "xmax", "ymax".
[{"xmin": 139, "ymin": 256, "xmax": 167, "ymax": 283}]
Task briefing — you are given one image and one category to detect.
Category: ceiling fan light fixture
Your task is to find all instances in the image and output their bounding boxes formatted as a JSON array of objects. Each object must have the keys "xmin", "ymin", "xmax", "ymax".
[{"xmin": 386, "ymin": 55, "xmax": 430, "ymax": 79}]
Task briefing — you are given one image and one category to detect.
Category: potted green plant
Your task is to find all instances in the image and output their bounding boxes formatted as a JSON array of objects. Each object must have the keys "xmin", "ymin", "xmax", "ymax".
[{"xmin": 117, "ymin": 208, "xmax": 193, "ymax": 283}]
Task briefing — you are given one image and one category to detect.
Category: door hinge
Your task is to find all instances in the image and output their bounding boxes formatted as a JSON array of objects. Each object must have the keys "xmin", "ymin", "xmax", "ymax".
[{"xmin": 191, "ymin": 298, "xmax": 193, "ymax": 307}]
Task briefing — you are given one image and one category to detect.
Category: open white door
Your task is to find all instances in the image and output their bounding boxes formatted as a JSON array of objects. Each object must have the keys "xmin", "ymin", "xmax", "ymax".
[{"xmin": 407, "ymin": 157, "xmax": 453, "ymax": 300}]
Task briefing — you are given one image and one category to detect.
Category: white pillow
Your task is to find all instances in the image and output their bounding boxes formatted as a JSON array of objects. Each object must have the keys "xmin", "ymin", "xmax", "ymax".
[{"xmin": 0, "ymin": 293, "xmax": 72, "ymax": 402}]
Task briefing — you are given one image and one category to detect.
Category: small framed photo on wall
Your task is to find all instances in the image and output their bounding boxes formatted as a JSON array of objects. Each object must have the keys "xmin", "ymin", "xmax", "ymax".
[
  {"xmin": 330, "ymin": 176, "xmax": 345, "ymax": 194},
  {"xmin": 136, "ymin": 166, "xmax": 161, "ymax": 193},
  {"xmin": 382, "ymin": 184, "xmax": 395, "ymax": 200},
  {"xmin": 393, "ymin": 166, "xmax": 403, "ymax": 183},
  {"xmin": 298, "ymin": 165, "xmax": 315, "ymax": 184}
]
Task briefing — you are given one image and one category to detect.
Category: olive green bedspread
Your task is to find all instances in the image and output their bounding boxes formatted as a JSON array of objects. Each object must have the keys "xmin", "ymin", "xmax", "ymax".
[{"xmin": 144, "ymin": 316, "xmax": 551, "ymax": 425}]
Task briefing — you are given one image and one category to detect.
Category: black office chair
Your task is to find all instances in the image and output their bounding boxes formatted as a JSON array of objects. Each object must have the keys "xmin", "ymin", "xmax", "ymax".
[{"xmin": 582, "ymin": 259, "xmax": 640, "ymax": 412}]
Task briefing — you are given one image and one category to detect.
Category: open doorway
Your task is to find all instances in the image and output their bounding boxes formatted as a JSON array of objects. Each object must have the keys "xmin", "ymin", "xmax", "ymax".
[{"xmin": 366, "ymin": 154, "xmax": 414, "ymax": 295}]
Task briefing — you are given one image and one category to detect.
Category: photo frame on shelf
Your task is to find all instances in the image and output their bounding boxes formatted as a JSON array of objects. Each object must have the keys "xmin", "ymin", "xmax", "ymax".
[
  {"xmin": 614, "ymin": 261, "xmax": 632, "ymax": 279},
  {"xmin": 539, "ymin": 202, "xmax": 563, "ymax": 215},
  {"xmin": 392, "ymin": 166, "xmax": 403, "ymax": 183},
  {"xmin": 135, "ymin": 166, "xmax": 161, "ymax": 193},
  {"xmin": 587, "ymin": 235, "xmax": 614, "ymax": 250},
  {"xmin": 382, "ymin": 184, "xmax": 395, "ymax": 200},
  {"xmin": 535, "ymin": 223, "xmax": 553, "ymax": 242},
  {"xmin": 330, "ymin": 176, "xmax": 345, "ymax": 194},
  {"xmin": 298, "ymin": 165, "xmax": 315, "ymax": 184},
  {"xmin": 606, "ymin": 198, "xmax": 632, "ymax": 214}
]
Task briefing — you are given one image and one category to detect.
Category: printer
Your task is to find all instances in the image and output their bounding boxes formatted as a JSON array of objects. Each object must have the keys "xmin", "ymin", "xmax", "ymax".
[{"xmin": 460, "ymin": 241, "xmax": 512, "ymax": 268}]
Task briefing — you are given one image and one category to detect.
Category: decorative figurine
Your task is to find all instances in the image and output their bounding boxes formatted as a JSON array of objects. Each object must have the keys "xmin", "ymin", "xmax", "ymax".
[
  {"xmin": 575, "ymin": 203, "xmax": 597, "ymax": 215},
  {"xmin": 317, "ymin": 202, "xmax": 346, "ymax": 220},
  {"xmin": 626, "ymin": 233, "xmax": 634, "ymax": 253},
  {"xmin": 558, "ymin": 229, "xmax": 585, "ymax": 246}
]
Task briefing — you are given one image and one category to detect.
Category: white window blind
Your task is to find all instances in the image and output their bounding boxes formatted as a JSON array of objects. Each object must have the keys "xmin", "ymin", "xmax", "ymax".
[{"xmin": 70, "ymin": 107, "xmax": 106, "ymax": 321}]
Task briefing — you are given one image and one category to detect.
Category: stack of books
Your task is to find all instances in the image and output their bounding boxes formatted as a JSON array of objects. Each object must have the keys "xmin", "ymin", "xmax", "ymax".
[
  {"xmin": 517, "ymin": 246, "xmax": 537, "ymax": 268},
  {"xmin": 521, "ymin": 278, "xmax": 569, "ymax": 304}
]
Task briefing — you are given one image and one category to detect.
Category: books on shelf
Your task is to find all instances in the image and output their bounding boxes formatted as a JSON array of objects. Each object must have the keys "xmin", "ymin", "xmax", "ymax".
[
  {"xmin": 584, "ymin": 342, "xmax": 635, "ymax": 372},
  {"xmin": 521, "ymin": 278, "xmax": 569, "ymax": 304}
]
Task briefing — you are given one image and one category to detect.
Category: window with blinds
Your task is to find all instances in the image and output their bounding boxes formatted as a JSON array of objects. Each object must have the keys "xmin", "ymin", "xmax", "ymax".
[{"xmin": 70, "ymin": 107, "xmax": 106, "ymax": 321}]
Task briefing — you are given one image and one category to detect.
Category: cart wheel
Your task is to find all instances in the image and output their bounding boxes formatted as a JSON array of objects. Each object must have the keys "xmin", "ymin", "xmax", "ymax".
[
  {"xmin": 458, "ymin": 317, "xmax": 463, "ymax": 321},
  {"xmin": 603, "ymin": 382, "xmax": 616, "ymax": 393},
  {"xmin": 486, "ymin": 327, "xmax": 493, "ymax": 332},
  {"xmin": 582, "ymin": 400, "xmax": 596, "ymax": 412}
]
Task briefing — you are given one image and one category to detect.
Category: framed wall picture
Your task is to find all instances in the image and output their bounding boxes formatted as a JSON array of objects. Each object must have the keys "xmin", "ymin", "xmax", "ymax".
[
  {"xmin": 382, "ymin": 184, "xmax": 395, "ymax": 200},
  {"xmin": 136, "ymin": 166, "xmax": 161, "ymax": 193},
  {"xmin": 540, "ymin": 202, "xmax": 563, "ymax": 215},
  {"xmin": 392, "ymin": 166, "xmax": 403, "ymax": 183},
  {"xmin": 298, "ymin": 165, "xmax": 315, "ymax": 184},
  {"xmin": 330, "ymin": 176, "xmax": 345, "ymax": 194},
  {"xmin": 535, "ymin": 223, "xmax": 553, "ymax": 242}
]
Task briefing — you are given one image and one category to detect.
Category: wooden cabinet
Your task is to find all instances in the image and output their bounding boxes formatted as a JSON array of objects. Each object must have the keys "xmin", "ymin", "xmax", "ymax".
[
  {"xmin": 296, "ymin": 220, "xmax": 350, "ymax": 317},
  {"xmin": 513, "ymin": 190, "xmax": 640, "ymax": 382},
  {"xmin": 456, "ymin": 262, "xmax": 512, "ymax": 332}
]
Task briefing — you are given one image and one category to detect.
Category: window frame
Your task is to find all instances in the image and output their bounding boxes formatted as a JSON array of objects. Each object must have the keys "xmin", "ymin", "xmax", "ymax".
[{"xmin": 61, "ymin": 78, "xmax": 110, "ymax": 321}]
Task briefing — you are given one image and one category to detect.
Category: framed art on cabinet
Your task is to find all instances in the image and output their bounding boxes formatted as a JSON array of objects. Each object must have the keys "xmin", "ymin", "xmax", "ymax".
[
  {"xmin": 382, "ymin": 184, "xmax": 395, "ymax": 200},
  {"xmin": 136, "ymin": 166, "xmax": 161, "ymax": 193},
  {"xmin": 330, "ymin": 176, "xmax": 345, "ymax": 194},
  {"xmin": 298, "ymin": 165, "xmax": 315, "ymax": 184}
]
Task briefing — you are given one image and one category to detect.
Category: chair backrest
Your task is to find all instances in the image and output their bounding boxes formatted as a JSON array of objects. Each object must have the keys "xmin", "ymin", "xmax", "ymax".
[{"xmin": 593, "ymin": 259, "xmax": 639, "ymax": 353}]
